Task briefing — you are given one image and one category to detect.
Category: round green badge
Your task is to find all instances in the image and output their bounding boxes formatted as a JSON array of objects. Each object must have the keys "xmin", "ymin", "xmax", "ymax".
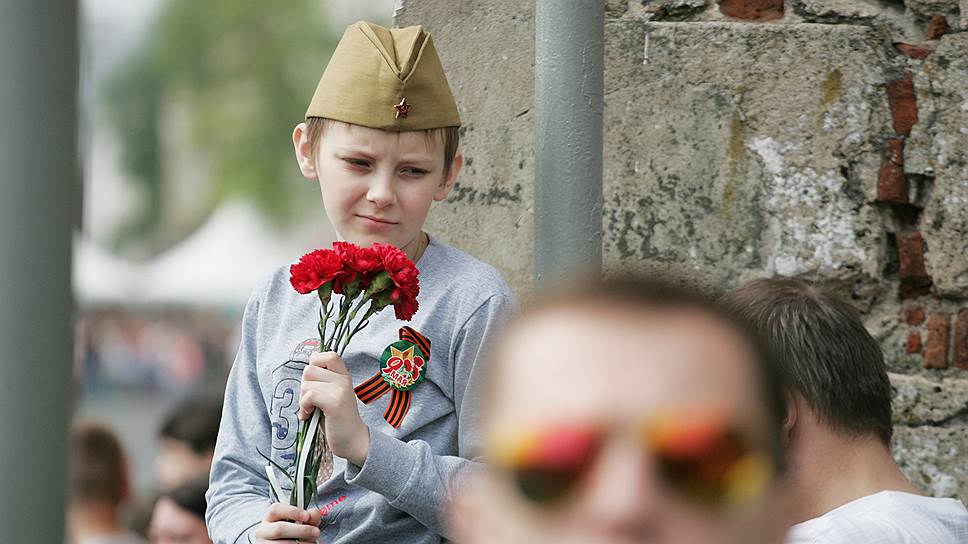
[{"xmin": 379, "ymin": 340, "xmax": 427, "ymax": 391}]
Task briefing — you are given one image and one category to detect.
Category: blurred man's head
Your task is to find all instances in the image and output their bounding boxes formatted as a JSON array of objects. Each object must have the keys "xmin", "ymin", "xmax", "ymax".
[
  {"xmin": 157, "ymin": 396, "xmax": 222, "ymax": 491},
  {"xmin": 69, "ymin": 422, "xmax": 132, "ymax": 541},
  {"xmin": 721, "ymin": 279, "xmax": 894, "ymax": 446},
  {"xmin": 149, "ymin": 478, "xmax": 212, "ymax": 544},
  {"xmin": 71, "ymin": 422, "xmax": 130, "ymax": 508},
  {"xmin": 454, "ymin": 276, "xmax": 791, "ymax": 544}
]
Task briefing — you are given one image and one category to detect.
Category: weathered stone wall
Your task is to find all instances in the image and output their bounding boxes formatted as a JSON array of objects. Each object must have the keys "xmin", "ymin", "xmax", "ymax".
[{"xmin": 396, "ymin": 0, "xmax": 968, "ymax": 499}]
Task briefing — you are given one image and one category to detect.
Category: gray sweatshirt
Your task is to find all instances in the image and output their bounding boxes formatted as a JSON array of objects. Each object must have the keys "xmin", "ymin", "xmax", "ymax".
[{"xmin": 206, "ymin": 237, "xmax": 517, "ymax": 544}]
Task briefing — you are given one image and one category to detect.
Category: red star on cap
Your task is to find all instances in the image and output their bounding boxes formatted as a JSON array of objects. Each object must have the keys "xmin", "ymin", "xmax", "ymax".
[{"xmin": 394, "ymin": 97, "xmax": 412, "ymax": 119}]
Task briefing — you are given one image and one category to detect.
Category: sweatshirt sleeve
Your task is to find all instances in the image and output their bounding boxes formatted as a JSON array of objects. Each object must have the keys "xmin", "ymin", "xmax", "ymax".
[
  {"xmin": 344, "ymin": 293, "xmax": 518, "ymax": 537},
  {"xmin": 206, "ymin": 287, "xmax": 274, "ymax": 544}
]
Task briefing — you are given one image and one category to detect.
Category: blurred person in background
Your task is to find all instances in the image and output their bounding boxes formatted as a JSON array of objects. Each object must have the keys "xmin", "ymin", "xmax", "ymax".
[
  {"xmin": 69, "ymin": 422, "xmax": 147, "ymax": 544},
  {"xmin": 130, "ymin": 396, "xmax": 224, "ymax": 539},
  {"xmin": 148, "ymin": 478, "xmax": 213, "ymax": 544},
  {"xmin": 450, "ymin": 276, "xmax": 793, "ymax": 544},
  {"xmin": 723, "ymin": 279, "xmax": 968, "ymax": 544},
  {"xmin": 157, "ymin": 396, "xmax": 223, "ymax": 491}
]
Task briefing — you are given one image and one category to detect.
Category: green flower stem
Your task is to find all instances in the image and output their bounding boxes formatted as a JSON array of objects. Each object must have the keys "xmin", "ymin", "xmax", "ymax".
[
  {"xmin": 336, "ymin": 295, "xmax": 370, "ymax": 353},
  {"xmin": 317, "ymin": 304, "xmax": 330, "ymax": 350},
  {"xmin": 287, "ymin": 290, "xmax": 337, "ymax": 508},
  {"xmin": 327, "ymin": 296, "xmax": 352, "ymax": 352},
  {"xmin": 339, "ymin": 305, "xmax": 377, "ymax": 356},
  {"xmin": 285, "ymin": 287, "xmax": 378, "ymax": 511},
  {"xmin": 349, "ymin": 292, "xmax": 369, "ymax": 319},
  {"xmin": 293, "ymin": 409, "xmax": 321, "ymax": 509},
  {"xmin": 325, "ymin": 306, "xmax": 338, "ymax": 351},
  {"xmin": 339, "ymin": 319, "xmax": 369, "ymax": 357}
]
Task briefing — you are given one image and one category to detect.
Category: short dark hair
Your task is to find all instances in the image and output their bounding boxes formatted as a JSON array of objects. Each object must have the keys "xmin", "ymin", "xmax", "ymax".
[
  {"xmin": 160, "ymin": 396, "xmax": 223, "ymax": 454},
  {"xmin": 71, "ymin": 422, "xmax": 127, "ymax": 505},
  {"xmin": 162, "ymin": 477, "xmax": 208, "ymax": 521},
  {"xmin": 513, "ymin": 274, "xmax": 788, "ymax": 469},
  {"xmin": 721, "ymin": 278, "xmax": 893, "ymax": 445}
]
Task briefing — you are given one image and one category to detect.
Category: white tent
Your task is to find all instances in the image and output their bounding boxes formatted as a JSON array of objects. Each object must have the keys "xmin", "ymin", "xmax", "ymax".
[
  {"xmin": 73, "ymin": 232, "xmax": 143, "ymax": 305},
  {"xmin": 74, "ymin": 201, "xmax": 332, "ymax": 307}
]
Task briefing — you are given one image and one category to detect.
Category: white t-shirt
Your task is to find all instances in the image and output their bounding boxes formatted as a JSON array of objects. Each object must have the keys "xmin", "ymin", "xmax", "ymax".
[
  {"xmin": 78, "ymin": 532, "xmax": 147, "ymax": 544},
  {"xmin": 787, "ymin": 491, "xmax": 968, "ymax": 544}
]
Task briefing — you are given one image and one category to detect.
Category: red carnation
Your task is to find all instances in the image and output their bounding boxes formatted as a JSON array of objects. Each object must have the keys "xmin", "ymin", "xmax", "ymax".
[
  {"xmin": 289, "ymin": 249, "xmax": 344, "ymax": 294},
  {"xmin": 336, "ymin": 242, "xmax": 381, "ymax": 277},
  {"xmin": 369, "ymin": 244, "xmax": 419, "ymax": 321},
  {"xmin": 372, "ymin": 244, "xmax": 420, "ymax": 294},
  {"xmin": 349, "ymin": 246, "xmax": 381, "ymax": 275},
  {"xmin": 331, "ymin": 242, "xmax": 383, "ymax": 294},
  {"xmin": 390, "ymin": 286, "xmax": 419, "ymax": 321}
]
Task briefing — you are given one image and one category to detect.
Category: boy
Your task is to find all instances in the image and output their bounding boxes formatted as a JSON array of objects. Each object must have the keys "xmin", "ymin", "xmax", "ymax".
[{"xmin": 206, "ymin": 21, "xmax": 517, "ymax": 544}]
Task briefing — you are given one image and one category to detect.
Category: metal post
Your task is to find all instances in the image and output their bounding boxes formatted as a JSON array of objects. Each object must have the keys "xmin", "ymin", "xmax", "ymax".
[
  {"xmin": 0, "ymin": 1, "xmax": 78, "ymax": 541},
  {"xmin": 534, "ymin": 0, "xmax": 604, "ymax": 286}
]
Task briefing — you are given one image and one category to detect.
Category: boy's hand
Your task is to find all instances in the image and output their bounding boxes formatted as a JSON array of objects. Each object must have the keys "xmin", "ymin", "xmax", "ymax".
[
  {"xmin": 300, "ymin": 351, "xmax": 371, "ymax": 466},
  {"xmin": 253, "ymin": 503, "xmax": 321, "ymax": 543}
]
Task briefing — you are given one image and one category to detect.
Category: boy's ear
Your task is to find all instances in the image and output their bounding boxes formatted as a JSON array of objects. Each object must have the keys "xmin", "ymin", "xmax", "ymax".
[
  {"xmin": 434, "ymin": 149, "xmax": 463, "ymax": 202},
  {"xmin": 292, "ymin": 122, "xmax": 318, "ymax": 180}
]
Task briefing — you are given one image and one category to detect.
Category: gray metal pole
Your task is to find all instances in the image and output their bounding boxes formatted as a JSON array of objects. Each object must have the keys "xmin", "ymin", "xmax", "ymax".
[
  {"xmin": 534, "ymin": 0, "xmax": 604, "ymax": 286},
  {"xmin": 0, "ymin": 2, "xmax": 78, "ymax": 541}
]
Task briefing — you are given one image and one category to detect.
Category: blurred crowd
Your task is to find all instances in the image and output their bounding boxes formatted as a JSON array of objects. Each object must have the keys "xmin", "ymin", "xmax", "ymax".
[
  {"xmin": 70, "ymin": 306, "xmax": 233, "ymax": 544},
  {"xmin": 75, "ymin": 307, "xmax": 237, "ymax": 394},
  {"xmin": 70, "ymin": 397, "xmax": 222, "ymax": 544}
]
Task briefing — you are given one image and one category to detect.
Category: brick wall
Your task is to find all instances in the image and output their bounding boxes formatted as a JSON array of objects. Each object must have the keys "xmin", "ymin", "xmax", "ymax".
[{"xmin": 398, "ymin": 0, "xmax": 968, "ymax": 498}]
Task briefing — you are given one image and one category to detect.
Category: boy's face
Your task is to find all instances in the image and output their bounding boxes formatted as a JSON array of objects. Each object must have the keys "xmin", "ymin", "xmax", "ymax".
[
  {"xmin": 453, "ymin": 306, "xmax": 790, "ymax": 544},
  {"xmin": 293, "ymin": 121, "xmax": 461, "ymax": 258}
]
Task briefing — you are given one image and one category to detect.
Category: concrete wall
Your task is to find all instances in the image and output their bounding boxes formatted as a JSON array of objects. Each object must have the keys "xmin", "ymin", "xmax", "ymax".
[{"xmin": 396, "ymin": 0, "xmax": 968, "ymax": 498}]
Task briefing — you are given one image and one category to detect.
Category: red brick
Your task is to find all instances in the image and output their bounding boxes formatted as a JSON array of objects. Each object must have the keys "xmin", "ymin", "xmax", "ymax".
[
  {"xmin": 719, "ymin": 0, "xmax": 784, "ymax": 21},
  {"xmin": 954, "ymin": 309, "xmax": 968, "ymax": 369},
  {"xmin": 907, "ymin": 332, "xmax": 923, "ymax": 354},
  {"xmin": 897, "ymin": 232, "xmax": 928, "ymax": 279},
  {"xmin": 877, "ymin": 163, "xmax": 908, "ymax": 204},
  {"xmin": 904, "ymin": 306, "xmax": 926, "ymax": 326},
  {"xmin": 927, "ymin": 15, "xmax": 948, "ymax": 40},
  {"xmin": 924, "ymin": 313, "xmax": 950, "ymax": 369},
  {"xmin": 886, "ymin": 72, "xmax": 919, "ymax": 136},
  {"xmin": 894, "ymin": 43, "xmax": 931, "ymax": 60},
  {"xmin": 897, "ymin": 232, "xmax": 932, "ymax": 299}
]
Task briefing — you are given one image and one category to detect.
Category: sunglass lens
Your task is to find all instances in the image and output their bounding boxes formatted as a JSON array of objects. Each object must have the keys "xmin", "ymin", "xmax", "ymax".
[
  {"xmin": 513, "ymin": 464, "xmax": 585, "ymax": 505},
  {"xmin": 510, "ymin": 426, "xmax": 600, "ymax": 506},
  {"xmin": 651, "ymin": 421, "xmax": 769, "ymax": 508}
]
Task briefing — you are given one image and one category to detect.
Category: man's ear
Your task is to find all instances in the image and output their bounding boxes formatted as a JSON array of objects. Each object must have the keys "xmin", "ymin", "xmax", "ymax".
[
  {"xmin": 434, "ymin": 149, "xmax": 463, "ymax": 202},
  {"xmin": 781, "ymin": 389, "xmax": 798, "ymax": 448},
  {"xmin": 292, "ymin": 122, "xmax": 318, "ymax": 180}
]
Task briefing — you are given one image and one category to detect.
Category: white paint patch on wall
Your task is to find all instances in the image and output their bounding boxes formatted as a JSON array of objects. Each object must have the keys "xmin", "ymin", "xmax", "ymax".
[{"xmin": 749, "ymin": 135, "xmax": 867, "ymax": 277}]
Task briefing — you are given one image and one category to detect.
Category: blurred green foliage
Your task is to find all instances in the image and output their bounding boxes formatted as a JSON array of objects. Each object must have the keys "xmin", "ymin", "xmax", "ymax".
[{"xmin": 102, "ymin": 0, "xmax": 335, "ymax": 253}]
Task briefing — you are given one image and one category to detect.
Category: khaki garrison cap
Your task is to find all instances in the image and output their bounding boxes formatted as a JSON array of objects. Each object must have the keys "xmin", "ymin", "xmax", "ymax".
[{"xmin": 306, "ymin": 21, "xmax": 461, "ymax": 131}]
